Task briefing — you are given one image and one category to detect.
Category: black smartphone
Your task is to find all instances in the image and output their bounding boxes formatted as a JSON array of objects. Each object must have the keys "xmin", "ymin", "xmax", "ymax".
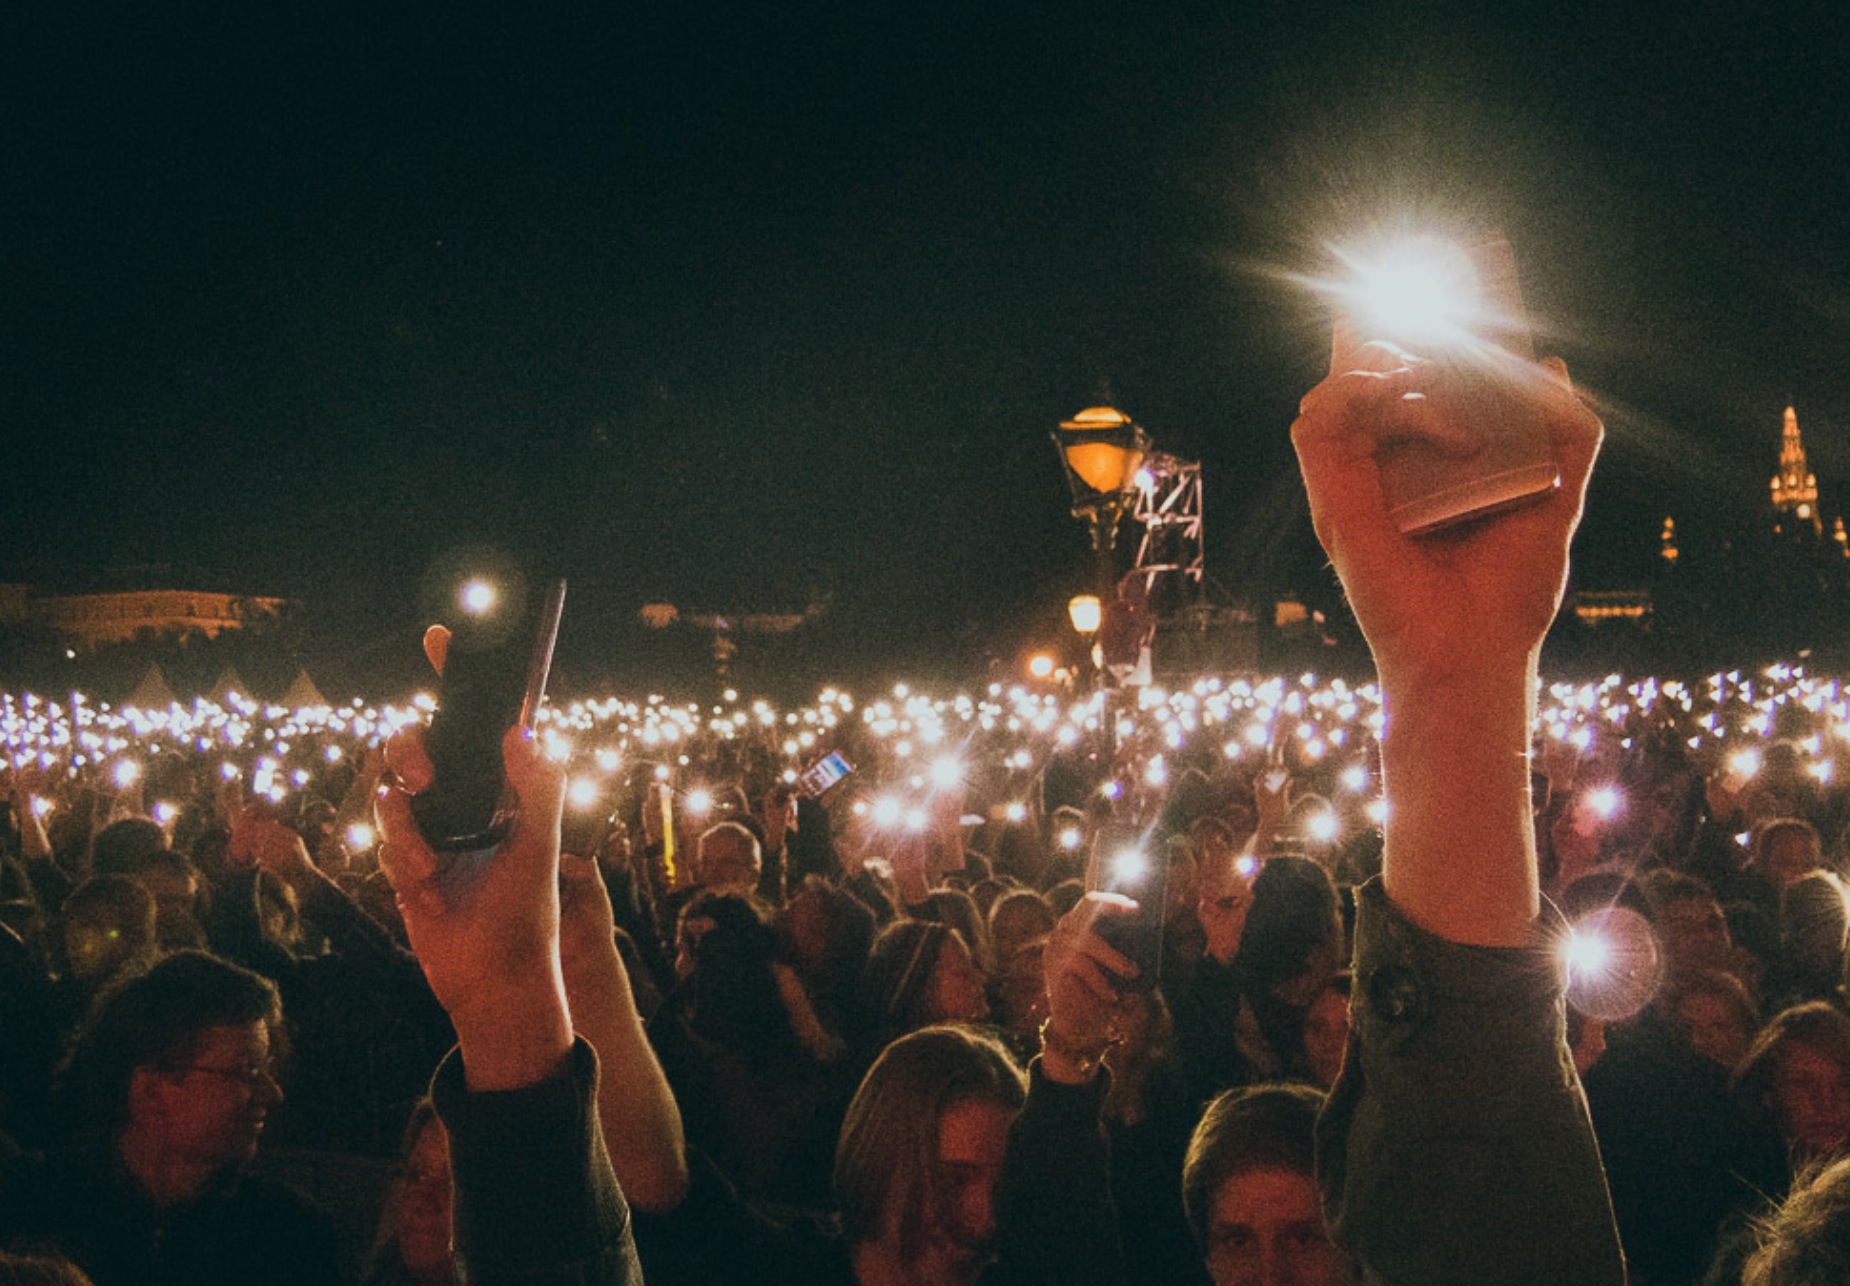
[
  {"xmin": 799, "ymin": 750, "xmax": 855, "ymax": 799},
  {"xmin": 411, "ymin": 577, "xmax": 566, "ymax": 852},
  {"xmin": 1084, "ymin": 823, "xmax": 1167, "ymax": 990}
]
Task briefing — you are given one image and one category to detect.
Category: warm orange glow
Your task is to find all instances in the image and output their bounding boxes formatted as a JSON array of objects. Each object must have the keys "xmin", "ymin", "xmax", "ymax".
[
  {"xmin": 1068, "ymin": 595, "xmax": 1102, "ymax": 634},
  {"xmin": 1027, "ymin": 653, "xmax": 1056, "ymax": 679},
  {"xmin": 1062, "ymin": 442, "xmax": 1144, "ymax": 494}
]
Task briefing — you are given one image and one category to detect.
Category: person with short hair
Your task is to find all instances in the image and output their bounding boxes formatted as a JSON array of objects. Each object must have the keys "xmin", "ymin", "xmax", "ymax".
[
  {"xmin": 0, "ymin": 950, "xmax": 340, "ymax": 1285},
  {"xmin": 1183, "ymin": 1084, "xmax": 1354, "ymax": 1286}
]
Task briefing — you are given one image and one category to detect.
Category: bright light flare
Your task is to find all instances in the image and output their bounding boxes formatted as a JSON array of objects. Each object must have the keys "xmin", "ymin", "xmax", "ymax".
[
  {"xmin": 930, "ymin": 757, "xmax": 963, "ymax": 790},
  {"xmin": 1340, "ymin": 765, "xmax": 1368, "ymax": 792},
  {"xmin": 872, "ymin": 797, "xmax": 903, "ymax": 828},
  {"xmin": 1585, "ymin": 787, "xmax": 1622, "ymax": 822},
  {"xmin": 1059, "ymin": 827, "xmax": 1084, "ymax": 851},
  {"xmin": 1729, "ymin": 748, "xmax": 1762, "ymax": 780},
  {"xmin": 1111, "ymin": 850, "xmax": 1149, "ymax": 886},
  {"xmin": 1561, "ymin": 907, "xmax": 1661, "ymax": 1023},
  {"xmin": 1329, "ymin": 236, "xmax": 1482, "ymax": 347},
  {"xmin": 567, "ymin": 778, "xmax": 601, "ymax": 811},
  {"xmin": 685, "ymin": 788, "xmax": 713, "ymax": 816},
  {"xmin": 346, "ymin": 823, "xmax": 376, "ymax": 851},
  {"xmin": 1027, "ymin": 654, "xmax": 1055, "ymax": 680},
  {"xmin": 112, "ymin": 760, "xmax": 140, "ymax": 788},
  {"xmin": 1305, "ymin": 811, "xmax": 1339, "ymax": 843},
  {"xmin": 1005, "ymin": 802, "xmax": 1027, "ymax": 823},
  {"xmin": 152, "ymin": 801, "xmax": 177, "ymax": 826},
  {"xmin": 460, "ymin": 580, "xmax": 497, "ymax": 615}
]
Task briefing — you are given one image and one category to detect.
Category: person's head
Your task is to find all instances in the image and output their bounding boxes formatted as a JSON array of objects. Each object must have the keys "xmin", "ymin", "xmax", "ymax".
[
  {"xmin": 1302, "ymin": 974, "xmax": 1352, "ymax": 1090},
  {"xmin": 920, "ymin": 889, "xmax": 991, "ymax": 974},
  {"xmin": 835, "ymin": 1026, "xmax": 1027, "ymax": 1283},
  {"xmin": 696, "ymin": 820, "xmax": 763, "ymax": 893},
  {"xmin": 1737, "ymin": 1002, "xmax": 1850, "ymax": 1162},
  {"xmin": 780, "ymin": 879, "xmax": 876, "ymax": 986},
  {"xmin": 1643, "ymin": 871, "xmax": 1734, "ymax": 977},
  {"xmin": 864, "ymin": 920, "xmax": 990, "ymax": 1036},
  {"xmin": 0, "ymin": 1252, "xmax": 95, "ymax": 1286},
  {"xmin": 1781, "ymin": 870, "xmax": 1850, "ymax": 990},
  {"xmin": 66, "ymin": 950, "xmax": 284, "ymax": 1171},
  {"xmin": 60, "ymin": 875, "xmax": 157, "ymax": 984},
  {"xmin": 1666, "ymin": 968, "xmax": 1760, "ymax": 1070},
  {"xmin": 1238, "ymin": 857, "xmax": 1344, "ymax": 1005},
  {"xmin": 126, "ymin": 849, "xmax": 207, "ymax": 950},
  {"xmin": 986, "ymin": 889, "xmax": 1056, "ymax": 968},
  {"xmin": 1755, "ymin": 819, "xmax": 1824, "ymax": 890},
  {"xmin": 370, "ymin": 1100, "xmax": 454, "ymax": 1286},
  {"xmin": 674, "ymin": 892, "xmax": 800, "ymax": 1056},
  {"xmin": 91, "ymin": 817, "xmax": 168, "ymax": 876},
  {"xmin": 1182, "ymin": 1084, "xmax": 1355, "ymax": 1286},
  {"xmin": 1741, "ymin": 1154, "xmax": 1850, "ymax": 1286}
]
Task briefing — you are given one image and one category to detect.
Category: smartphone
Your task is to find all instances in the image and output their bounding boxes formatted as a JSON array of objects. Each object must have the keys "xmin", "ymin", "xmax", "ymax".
[
  {"xmin": 411, "ymin": 577, "xmax": 566, "ymax": 852},
  {"xmin": 799, "ymin": 750, "xmax": 855, "ymax": 799},
  {"xmin": 1084, "ymin": 823, "xmax": 1167, "ymax": 990},
  {"xmin": 1347, "ymin": 236, "xmax": 1557, "ymax": 535}
]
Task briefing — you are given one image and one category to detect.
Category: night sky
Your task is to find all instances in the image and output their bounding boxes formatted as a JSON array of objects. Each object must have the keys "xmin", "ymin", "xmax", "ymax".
[{"xmin": 8, "ymin": 1, "xmax": 1850, "ymax": 675}]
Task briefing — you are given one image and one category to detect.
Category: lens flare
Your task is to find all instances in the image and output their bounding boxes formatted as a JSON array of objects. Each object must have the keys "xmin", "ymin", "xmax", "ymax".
[{"xmin": 1561, "ymin": 907, "xmax": 1660, "ymax": 1022}]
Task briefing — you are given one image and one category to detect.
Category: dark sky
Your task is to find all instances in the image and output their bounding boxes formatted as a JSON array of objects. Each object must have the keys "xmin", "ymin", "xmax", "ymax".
[{"xmin": 7, "ymin": 1, "xmax": 1850, "ymax": 666}]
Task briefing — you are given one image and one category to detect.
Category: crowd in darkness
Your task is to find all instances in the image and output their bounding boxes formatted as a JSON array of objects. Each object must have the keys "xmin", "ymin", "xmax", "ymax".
[{"xmin": 5, "ymin": 360, "xmax": 1850, "ymax": 1283}]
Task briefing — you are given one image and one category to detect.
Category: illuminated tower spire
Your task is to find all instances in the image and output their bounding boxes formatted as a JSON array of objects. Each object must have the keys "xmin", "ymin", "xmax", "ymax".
[{"xmin": 1771, "ymin": 405, "xmax": 1822, "ymax": 538}]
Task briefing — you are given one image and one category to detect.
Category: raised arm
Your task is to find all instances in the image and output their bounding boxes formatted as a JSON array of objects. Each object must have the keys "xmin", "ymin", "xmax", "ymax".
[
  {"xmin": 376, "ymin": 625, "xmax": 638, "ymax": 1286},
  {"xmin": 1293, "ymin": 332, "xmax": 1625, "ymax": 1285}
]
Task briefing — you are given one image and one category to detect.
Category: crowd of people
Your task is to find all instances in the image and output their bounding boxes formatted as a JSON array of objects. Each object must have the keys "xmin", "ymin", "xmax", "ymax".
[{"xmin": 3, "ymin": 351, "xmax": 1850, "ymax": 1284}]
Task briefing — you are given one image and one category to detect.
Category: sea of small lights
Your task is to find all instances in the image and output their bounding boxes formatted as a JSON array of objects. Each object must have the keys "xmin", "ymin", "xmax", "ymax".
[{"xmin": 4, "ymin": 665, "xmax": 1846, "ymax": 836}]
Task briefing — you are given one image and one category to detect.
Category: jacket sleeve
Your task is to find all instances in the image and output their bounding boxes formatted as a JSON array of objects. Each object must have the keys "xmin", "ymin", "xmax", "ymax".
[
  {"xmin": 1315, "ymin": 877, "xmax": 1626, "ymax": 1286},
  {"xmin": 431, "ymin": 1039, "xmax": 642, "ymax": 1286},
  {"xmin": 991, "ymin": 1061, "xmax": 1126, "ymax": 1286}
]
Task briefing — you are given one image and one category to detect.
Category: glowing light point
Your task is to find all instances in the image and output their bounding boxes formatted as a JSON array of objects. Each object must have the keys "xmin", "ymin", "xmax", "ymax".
[
  {"xmin": 930, "ymin": 757, "xmax": 963, "ymax": 790},
  {"xmin": 1027, "ymin": 654, "xmax": 1055, "ymax": 679},
  {"xmin": 567, "ymin": 778, "xmax": 601, "ymax": 811},
  {"xmin": 460, "ymin": 580, "xmax": 497, "ymax": 615},
  {"xmin": 872, "ymin": 797, "xmax": 903, "ymax": 828},
  {"xmin": 112, "ymin": 760, "xmax": 140, "ymax": 788},
  {"xmin": 1111, "ymin": 850, "xmax": 1148, "ymax": 885},
  {"xmin": 1306, "ymin": 811, "xmax": 1340, "ymax": 843},
  {"xmin": 1235, "ymin": 855, "xmax": 1258, "ymax": 879},
  {"xmin": 1562, "ymin": 929, "xmax": 1611, "ymax": 980},
  {"xmin": 685, "ymin": 788, "xmax": 714, "ymax": 816},
  {"xmin": 1059, "ymin": 827, "xmax": 1084, "ymax": 851},
  {"xmin": 1005, "ymin": 802, "xmax": 1027, "ymax": 823},
  {"xmin": 1586, "ymin": 787, "xmax": 1622, "ymax": 821},
  {"xmin": 346, "ymin": 823, "xmax": 376, "ymax": 851}
]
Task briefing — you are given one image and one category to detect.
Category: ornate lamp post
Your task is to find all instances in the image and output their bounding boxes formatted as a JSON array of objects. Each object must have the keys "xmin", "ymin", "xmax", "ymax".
[{"xmin": 1052, "ymin": 406, "xmax": 1149, "ymax": 605}]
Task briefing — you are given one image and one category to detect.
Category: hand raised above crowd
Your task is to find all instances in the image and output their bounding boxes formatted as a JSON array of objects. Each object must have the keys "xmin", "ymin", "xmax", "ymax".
[{"xmin": 375, "ymin": 625, "xmax": 573, "ymax": 1091}]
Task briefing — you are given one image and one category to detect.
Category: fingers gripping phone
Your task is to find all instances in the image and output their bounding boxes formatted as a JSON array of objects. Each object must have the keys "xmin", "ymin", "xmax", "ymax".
[{"xmin": 411, "ymin": 578, "xmax": 566, "ymax": 852}]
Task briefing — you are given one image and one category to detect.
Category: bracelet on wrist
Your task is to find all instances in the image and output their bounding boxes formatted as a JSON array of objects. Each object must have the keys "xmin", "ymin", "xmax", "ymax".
[{"xmin": 1038, "ymin": 1016, "xmax": 1120, "ymax": 1076}]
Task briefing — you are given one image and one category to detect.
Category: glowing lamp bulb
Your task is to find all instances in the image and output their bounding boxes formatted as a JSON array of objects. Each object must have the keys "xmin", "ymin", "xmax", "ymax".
[
  {"xmin": 346, "ymin": 823, "xmax": 376, "ymax": 851},
  {"xmin": 460, "ymin": 580, "xmax": 497, "ymax": 614},
  {"xmin": 685, "ymin": 788, "xmax": 713, "ymax": 816}
]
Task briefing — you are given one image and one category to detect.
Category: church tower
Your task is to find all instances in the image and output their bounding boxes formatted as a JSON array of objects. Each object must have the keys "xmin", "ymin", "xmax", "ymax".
[{"xmin": 1771, "ymin": 405, "xmax": 1823, "ymax": 538}]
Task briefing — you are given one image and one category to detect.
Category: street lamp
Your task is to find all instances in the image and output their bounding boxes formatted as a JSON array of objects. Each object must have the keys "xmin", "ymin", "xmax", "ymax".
[
  {"xmin": 1053, "ymin": 406, "xmax": 1149, "ymax": 602},
  {"xmin": 1068, "ymin": 594, "xmax": 1103, "ymax": 635}
]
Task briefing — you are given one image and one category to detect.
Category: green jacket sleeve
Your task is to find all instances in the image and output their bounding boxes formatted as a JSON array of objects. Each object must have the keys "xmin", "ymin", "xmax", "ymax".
[
  {"xmin": 431, "ymin": 1039, "xmax": 642, "ymax": 1286},
  {"xmin": 1316, "ymin": 877, "xmax": 1626, "ymax": 1286}
]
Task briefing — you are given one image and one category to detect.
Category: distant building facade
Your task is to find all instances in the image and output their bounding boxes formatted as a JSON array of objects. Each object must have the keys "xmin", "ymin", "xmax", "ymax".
[{"xmin": 0, "ymin": 586, "xmax": 287, "ymax": 648}]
